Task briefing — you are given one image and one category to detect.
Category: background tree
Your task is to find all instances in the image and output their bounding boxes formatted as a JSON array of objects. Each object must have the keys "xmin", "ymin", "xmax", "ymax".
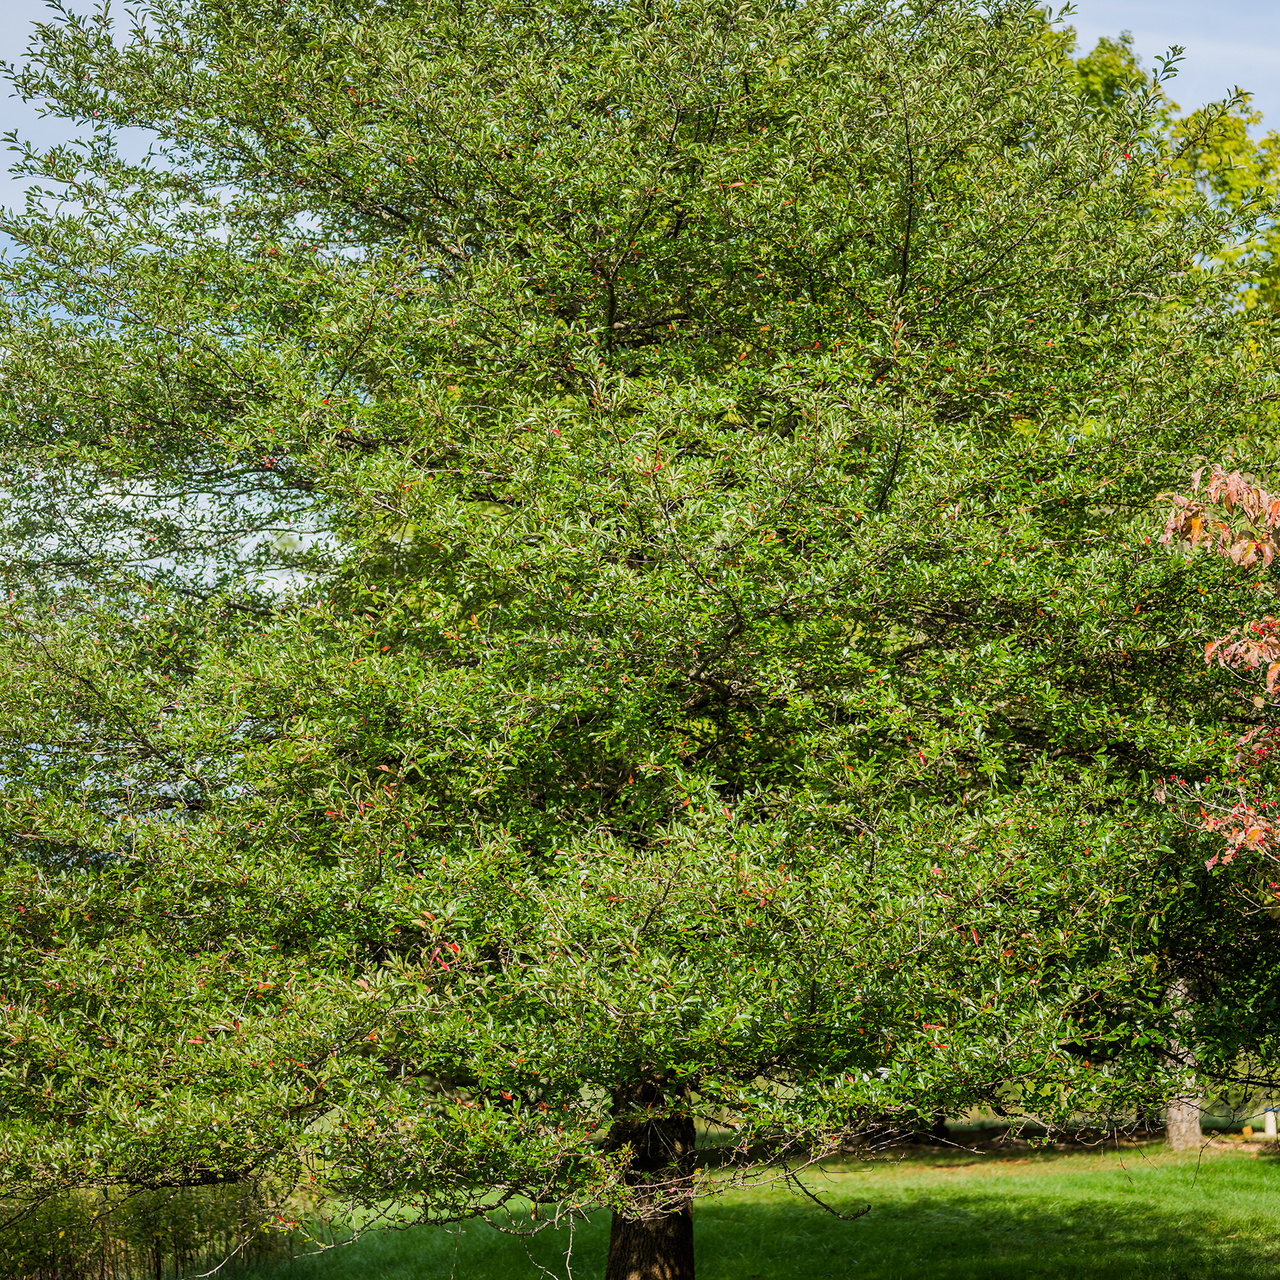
[
  {"xmin": 1072, "ymin": 29, "xmax": 1280, "ymax": 1151},
  {"xmin": 1160, "ymin": 468, "xmax": 1280, "ymax": 904},
  {"xmin": 1, "ymin": 2, "xmax": 1278, "ymax": 1277},
  {"xmin": 1073, "ymin": 30, "xmax": 1280, "ymax": 313}
]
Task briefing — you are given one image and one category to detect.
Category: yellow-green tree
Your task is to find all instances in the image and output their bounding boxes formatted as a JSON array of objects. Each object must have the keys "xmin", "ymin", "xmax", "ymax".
[{"xmin": 1074, "ymin": 31, "xmax": 1280, "ymax": 312}]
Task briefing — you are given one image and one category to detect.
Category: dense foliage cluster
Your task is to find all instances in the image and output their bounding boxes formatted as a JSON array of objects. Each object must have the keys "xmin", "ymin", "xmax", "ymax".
[{"xmin": 0, "ymin": 1, "xmax": 1278, "ymax": 1274}]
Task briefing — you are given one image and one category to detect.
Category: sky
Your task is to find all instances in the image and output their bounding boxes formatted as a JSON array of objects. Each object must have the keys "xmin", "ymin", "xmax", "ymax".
[
  {"xmin": 1068, "ymin": 0, "xmax": 1280, "ymax": 124},
  {"xmin": 0, "ymin": 0, "xmax": 1276, "ymax": 211}
]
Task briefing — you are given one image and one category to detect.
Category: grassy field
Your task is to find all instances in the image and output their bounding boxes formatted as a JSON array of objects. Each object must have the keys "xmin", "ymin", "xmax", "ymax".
[{"xmin": 250, "ymin": 1143, "xmax": 1280, "ymax": 1280}]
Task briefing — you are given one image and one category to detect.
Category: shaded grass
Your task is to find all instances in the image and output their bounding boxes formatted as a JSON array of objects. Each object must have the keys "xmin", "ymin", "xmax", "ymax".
[{"xmin": 249, "ymin": 1145, "xmax": 1280, "ymax": 1280}]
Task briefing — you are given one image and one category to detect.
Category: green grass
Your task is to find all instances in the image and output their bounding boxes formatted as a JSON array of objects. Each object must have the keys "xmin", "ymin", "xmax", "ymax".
[{"xmin": 250, "ymin": 1145, "xmax": 1280, "ymax": 1280}]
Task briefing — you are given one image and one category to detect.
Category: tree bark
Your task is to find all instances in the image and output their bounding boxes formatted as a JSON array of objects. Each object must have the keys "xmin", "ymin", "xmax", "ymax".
[
  {"xmin": 606, "ymin": 1201, "xmax": 695, "ymax": 1280},
  {"xmin": 1166, "ymin": 1095, "xmax": 1202, "ymax": 1151},
  {"xmin": 1165, "ymin": 980, "xmax": 1201, "ymax": 1151},
  {"xmin": 605, "ymin": 1105, "xmax": 696, "ymax": 1280}
]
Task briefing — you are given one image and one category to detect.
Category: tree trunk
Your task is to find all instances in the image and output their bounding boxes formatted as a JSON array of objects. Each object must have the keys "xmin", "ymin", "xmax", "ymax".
[
  {"xmin": 605, "ymin": 1108, "xmax": 696, "ymax": 1280},
  {"xmin": 1166, "ymin": 1095, "xmax": 1202, "ymax": 1151},
  {"xmin": 606, "ymin": 1202, "xmax": 695, "ymax": 1280},
  {"xmin": 1165, "ymin": 979, "xmax": 1201, "ymax": 1151}
]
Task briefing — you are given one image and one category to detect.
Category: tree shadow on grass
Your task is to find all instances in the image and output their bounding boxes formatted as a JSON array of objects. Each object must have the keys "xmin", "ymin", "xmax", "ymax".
[
  {"xmin": 696, "ymin": 1192, "xmax": 1277, "ymax": 1280},
  {"xmin": 248, "ymin": 1157, "xmax": 1280, "ymax": 1280}
]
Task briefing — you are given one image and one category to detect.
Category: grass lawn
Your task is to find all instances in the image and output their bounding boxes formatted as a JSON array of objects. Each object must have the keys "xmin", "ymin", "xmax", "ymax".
[{"xmin": 251, "ymin": 1143, "xmax": 1280, "ymax": 1280}]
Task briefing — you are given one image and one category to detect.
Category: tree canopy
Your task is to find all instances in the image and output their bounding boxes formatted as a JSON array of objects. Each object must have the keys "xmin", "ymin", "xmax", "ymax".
[{"xmin": 1, "ymin": 2, "xmax": 1279, "ymax": 1277}]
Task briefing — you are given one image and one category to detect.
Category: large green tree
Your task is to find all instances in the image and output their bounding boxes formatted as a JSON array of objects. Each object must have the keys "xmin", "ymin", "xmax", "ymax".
[{"xmin": 1, "ymin": 2, "xmax": 1277, "ymax": 1276}]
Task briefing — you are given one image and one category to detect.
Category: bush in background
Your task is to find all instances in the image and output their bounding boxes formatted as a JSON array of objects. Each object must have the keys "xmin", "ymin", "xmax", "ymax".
[{"xmin": 2, "ymin": 1181, "xmax": 300, "ymax": 1280}]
